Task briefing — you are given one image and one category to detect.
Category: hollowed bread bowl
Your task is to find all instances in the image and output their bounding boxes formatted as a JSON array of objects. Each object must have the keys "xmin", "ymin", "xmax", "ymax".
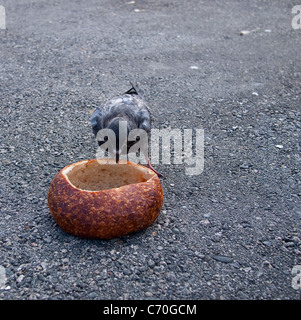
[{"xmin": 48, "ymin": 159, "xmax": 163, "ymax": 238}]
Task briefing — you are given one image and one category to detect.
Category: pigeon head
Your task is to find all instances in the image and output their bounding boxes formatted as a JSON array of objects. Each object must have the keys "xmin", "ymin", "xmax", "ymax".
[{"xmin": 107, "ymin": 117, "xmax": 131, "ymax": 163}]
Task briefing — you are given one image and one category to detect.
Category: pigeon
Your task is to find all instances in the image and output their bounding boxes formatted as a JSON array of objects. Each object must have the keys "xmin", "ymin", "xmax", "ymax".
[{"xmin": 90, "ymin": 84, "xmax": 162, "ymax": 177}]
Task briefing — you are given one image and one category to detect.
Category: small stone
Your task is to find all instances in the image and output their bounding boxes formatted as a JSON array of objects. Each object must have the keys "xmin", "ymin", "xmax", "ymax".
[
  {"xmin": 190, "ymin": 66, "xmax": 199, "ymax": 70},
  {"xmin": 165, "ymin": 271, "xmax": 177, "ymax": 282},
  {"xmin": 148, "ymin": 259, "xmax": 155, "ymax": 268},
  {"xmin": 17, "ymin": 274, "xmax": 25, "ymax": 283},
  {"xmin": 145, "ymin": 291, "xmax": 153, "ymax": 297},
  {"xmin": 240, "ymin": 30, "xmax": 250, "ymax": 35},
  {"xmin": 232, "ymin": 261, "xmax": 240, "ymax": 269},
  {"xmin": 240, "ymin": 163, "xmax": 250, "ymax": 170},
  {"xmin": 194, "ymin": 251, "xmax": 205, "ymax": 259},
  {"xmin": 200, "ymin": 219, "xmax": 210, "ymax": 226},
  {"xmin": 284, "ymin": 242, "xmax": 295, "ymax": 248},
  {"xmin": 211, "ymin": 255, "xmax": 233, "ymax": 264},
  {"xmin": 123, "ymin": 293, "xmax": 130, "ymax": 300},
  {"xmin": 87, "ymin": 292, "xmax": 98, "ymax": 299},
  {"xmin": 203, "ymin": 213, "xmax": 211, "ymax": 218},
  {"xmin": 256, "ymin": 270, "xmax": 264, "ymax": 278},
  {"xmin": 262, "ymin": 241, "xmax": 271, "ymax": 247},
  {"xmin": 275, "ymin": 145, "xmax": 283, "ymax": 149},
  {"xmin": 41, "ymin": 262, "xmax": 47, "ymax": 272},
  {"xmin": 262, "ymin": 260, "xmax": 272, "ymax": 269},
  {"xmin": 123, "ymin": 269, "xmax": 132, "ymax": 275}
]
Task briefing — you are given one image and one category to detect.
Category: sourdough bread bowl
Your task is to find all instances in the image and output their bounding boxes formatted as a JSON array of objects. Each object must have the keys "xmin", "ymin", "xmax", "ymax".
[{"xmin": 48, "ymin": 159, "xmax": 163, "ymax": 238}]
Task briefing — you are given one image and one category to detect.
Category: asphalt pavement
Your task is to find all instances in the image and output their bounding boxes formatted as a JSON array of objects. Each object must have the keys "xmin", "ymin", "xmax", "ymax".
[{"xmin": 0, "ymin": 0, "xmax": 301, "ymax": 300}]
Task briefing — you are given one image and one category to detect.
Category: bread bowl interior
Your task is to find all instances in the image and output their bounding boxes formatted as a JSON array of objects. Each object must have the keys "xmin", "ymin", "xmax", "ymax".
[{"xmin": 63, "ymin": 159, "xmax": 155, "ymax": 191}]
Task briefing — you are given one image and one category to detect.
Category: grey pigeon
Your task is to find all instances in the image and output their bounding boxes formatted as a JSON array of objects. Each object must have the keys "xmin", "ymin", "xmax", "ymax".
[{"xmin": 90, "ymin": 84, "xmax": 161, "ymax": 176}]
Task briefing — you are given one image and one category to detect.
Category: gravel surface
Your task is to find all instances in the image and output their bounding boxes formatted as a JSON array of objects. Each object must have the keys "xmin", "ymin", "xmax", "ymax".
[{"xmin": 1, "ymin": 0, "xmax": 301, "ymax": 300}]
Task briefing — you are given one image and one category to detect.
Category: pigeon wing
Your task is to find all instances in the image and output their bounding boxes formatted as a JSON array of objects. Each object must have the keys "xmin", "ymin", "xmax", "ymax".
[{"xmin": 90, "ymin": 108, "xmax": 104, "ymax": 135}]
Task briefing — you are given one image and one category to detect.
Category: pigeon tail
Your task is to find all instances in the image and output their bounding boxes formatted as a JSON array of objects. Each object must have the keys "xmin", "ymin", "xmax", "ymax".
[{"xmin": 124, "ymin": 82, "xmax": 138, "ymax": 95}]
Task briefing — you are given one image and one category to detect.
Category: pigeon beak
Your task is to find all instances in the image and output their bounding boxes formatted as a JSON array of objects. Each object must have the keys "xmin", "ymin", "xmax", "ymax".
[{"xmin": 115, "ymin": 150, "xmax": 120, "ymax": 163}]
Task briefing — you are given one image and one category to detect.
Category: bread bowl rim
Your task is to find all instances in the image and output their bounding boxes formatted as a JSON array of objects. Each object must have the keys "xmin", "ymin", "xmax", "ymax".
[{"xmin": 60, "ymin": 158, "xmax": 158, "ymax": 193}]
